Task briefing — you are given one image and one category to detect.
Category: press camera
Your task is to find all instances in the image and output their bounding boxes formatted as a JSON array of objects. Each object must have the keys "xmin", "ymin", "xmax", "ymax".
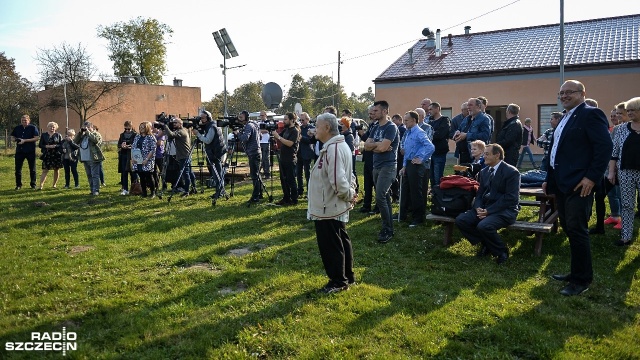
[{"xmin": 217, "ymin": 115, "xmax": 244, "ymax": 130}]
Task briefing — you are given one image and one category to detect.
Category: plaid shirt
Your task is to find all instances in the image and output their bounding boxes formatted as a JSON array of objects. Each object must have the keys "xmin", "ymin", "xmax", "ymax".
[{"xmin": 536, "ymin": 128, "xmax": 555, "ymax": 156}]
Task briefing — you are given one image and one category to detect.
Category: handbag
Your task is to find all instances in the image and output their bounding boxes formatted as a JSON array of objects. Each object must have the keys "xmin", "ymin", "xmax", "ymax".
[{"xmin": 130, "ymin": 181, "xmax": 143, "ymax": 195}]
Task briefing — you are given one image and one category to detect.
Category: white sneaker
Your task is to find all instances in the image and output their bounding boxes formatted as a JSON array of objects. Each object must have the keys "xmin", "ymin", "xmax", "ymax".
[{"xmin": 120, "ymin": 190, "xmax": 129, "ymax": 196}]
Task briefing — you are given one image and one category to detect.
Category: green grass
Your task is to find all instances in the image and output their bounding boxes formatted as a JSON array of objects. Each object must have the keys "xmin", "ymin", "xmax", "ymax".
[{"xmin": 0, "ymin": 150, "xmax": 639, "ymax": 359}]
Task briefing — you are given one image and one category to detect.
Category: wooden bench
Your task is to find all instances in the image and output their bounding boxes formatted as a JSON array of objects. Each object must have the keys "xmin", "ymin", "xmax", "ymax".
[{"xmin": 425, "ymin": 213, "xmax": 556, "ymax": 256}]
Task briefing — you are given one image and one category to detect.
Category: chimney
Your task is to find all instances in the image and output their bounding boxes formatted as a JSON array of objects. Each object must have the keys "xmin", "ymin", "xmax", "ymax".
[
  {"xmin": 448, "ymin": 34, "xmax": 453, "ymax": 46},
  {"xmin": 407, "ymin": 48, "xmax": 415, "ymax": 64},
  {"xmin": 435, "ymin": 29, "xmax": 442, "ymax": 57},
  {"xmin": 173, "ymin": 77, "xmax": 183, "ymax": 87},
  {"xmin": 464, "ymin": 26, "xmax": 471, "ymax": 35}
]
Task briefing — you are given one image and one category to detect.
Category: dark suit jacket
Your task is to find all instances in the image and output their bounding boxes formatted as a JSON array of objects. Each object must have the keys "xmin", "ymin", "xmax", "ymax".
[
  {"xmin": 496, "ymin": 116, "xmax": 523, "ymax": 166},
  {"xmin": 474, "ymin": 161, "xmax": 521, "ymax": 217},
  {"xmin": 544, "ymin": 103, "xmax": 613, "ymax": 195}
]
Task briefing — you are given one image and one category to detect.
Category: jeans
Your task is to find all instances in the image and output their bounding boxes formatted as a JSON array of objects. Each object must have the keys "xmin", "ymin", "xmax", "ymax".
[
  {"xmin": 248, "ymin": 153, "xmax": 262, "ymax": 200},
  {"xmin": 82, "ymin": 161, "xmax": 102, "ymax": 194},
  {"xmin": 15, "ymin": 151, "xmax": 37, "ymax": 188},
  {"xmin": 373, "ymin": 165, "xmax": 397, "ymax": 234},
  {"xmin": 177, "ymin": 158, "xmax": 192, "ymax": 192},
  {"xmin": 517, "ymin": 146, "xmax": 537, "ymax": 168},
  {"xmin": 63, "ymin": 159, "xmax": 79, "ymax": 187},
  {"xmin": 260, "ymin": 143, "xmax": 271, "ymax": 177},
  {"xmin": 296, "ymin": 158, "xmax": 312, "ymax": 195},
  {"xmin": 430, "ymin": 154, "xmax": 447, "ymax": 187},
  {"xmin": 362, "ymin": 156, "xmax": 375, "ymax": 209}
]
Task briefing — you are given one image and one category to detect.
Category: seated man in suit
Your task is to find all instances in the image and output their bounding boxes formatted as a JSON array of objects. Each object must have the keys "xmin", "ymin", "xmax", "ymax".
[{"xmin": 455, "ymin": 144, "xmax": 521, "ymax": 264}]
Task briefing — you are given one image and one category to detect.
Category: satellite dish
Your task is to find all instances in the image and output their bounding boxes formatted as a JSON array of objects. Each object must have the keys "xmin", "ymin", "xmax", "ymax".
[
  {"xmin": 294, "ymin": 103, "xmax": 302, "ymax": 115},
  {"xmin": 422, "ymin": 27, "xmax": 432, "ymax": 37},
  {"xmin": 262, "ymin": 82, "xmax": 283, "ymax": 109}
]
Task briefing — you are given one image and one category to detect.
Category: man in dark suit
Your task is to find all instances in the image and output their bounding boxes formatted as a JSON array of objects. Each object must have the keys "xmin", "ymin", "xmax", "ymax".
[
  {"xmin": 495, "ymin": 103, "xmax": 523, "ymax": 167},
  {"xmin": 455, "ymin": 144, "xmax": 521, "ymax": 264},
  {"xmin": 543, "ymin": 80, "xmax": 613, "ymax": 296}
]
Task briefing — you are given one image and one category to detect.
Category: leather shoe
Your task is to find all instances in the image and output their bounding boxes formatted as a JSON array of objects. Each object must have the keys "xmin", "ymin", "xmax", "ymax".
[
  {"xmin": 495, "ymin": 252, "xmax": 509, "ymax": 265},
  {"xmin": 560, "ymin": 283, "xmax": 589, "ymax": 296},
  {"xmin": 476, "ymin": 245, "xmax": 490, "ymax": 257},
  {"xmin": 552, "ymin": 274, "xmax": 571, "ymax": 282}
]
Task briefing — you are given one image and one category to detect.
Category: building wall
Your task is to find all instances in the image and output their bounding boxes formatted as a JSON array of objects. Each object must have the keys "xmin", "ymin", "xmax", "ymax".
[
  {"xmin": 38, "ymin": 83, "xmax": 201, "ymax": 141},
  {"xmin": 375, "ymin": 67, "xmax": 640, "ymax": 153}
]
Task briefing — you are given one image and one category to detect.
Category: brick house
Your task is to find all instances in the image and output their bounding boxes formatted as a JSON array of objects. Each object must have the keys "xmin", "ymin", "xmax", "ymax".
[
  {"xmin": 374, "ymin": 14, "xmax": 640, "ymax": 153},
  {"xmin": 37, "ymin": 79, "xmax": 201, "ymax": 142}
]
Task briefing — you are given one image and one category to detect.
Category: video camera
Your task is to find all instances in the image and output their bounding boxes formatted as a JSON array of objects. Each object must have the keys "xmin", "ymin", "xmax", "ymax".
[
  {"xmin": 181, "ymin": 116, "xmax": 204, "ymax": 132},
  {"xmin": 217, "ymin": 115, "xmax": 244, "ymax": 130},
  {"xmin": 154, "ymin": 112, "xmax": 175, "ymax": 130},
  {"xmin": 259, "ymin": 120, "xmax": 278, "ymax": 132}
]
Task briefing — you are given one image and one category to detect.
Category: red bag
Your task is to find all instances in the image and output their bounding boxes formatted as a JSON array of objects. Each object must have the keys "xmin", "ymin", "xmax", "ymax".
[{"xmin": 438, "ymin": 175, "xmax": 479, "ymax": 192}]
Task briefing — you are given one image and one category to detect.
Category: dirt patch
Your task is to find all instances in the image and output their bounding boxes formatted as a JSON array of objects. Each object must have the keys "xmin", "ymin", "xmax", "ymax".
[
  {"xmin": 69, "ymin": 245, "xmax": 94, "ymax": 254},
  {"xmin": 217, "ymin": 282, "xmax": 248, "ymax": 295},
  {"xmin": 183, "ymin": 262, "xmax": 221, "ymax": 273},
  {"xmin": 33, "ymin": 201, "xmax": 49, "ymax": 207},
  {"xmin": 228, "ymin": 248, "xmax": 252, "ymax": 256}
]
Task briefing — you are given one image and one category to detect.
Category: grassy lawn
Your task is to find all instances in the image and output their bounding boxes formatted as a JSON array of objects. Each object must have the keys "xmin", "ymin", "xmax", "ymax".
[{"xmin": 0, "ymin": 149, "xmax": 639, "ymax": 359}]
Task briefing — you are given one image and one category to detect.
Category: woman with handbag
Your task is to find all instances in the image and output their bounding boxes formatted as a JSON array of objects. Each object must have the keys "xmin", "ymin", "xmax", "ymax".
[
  {"xmin": 131, "ymin": 122, "xmax": 158, "ymax": 198},
  {"xmin": 37, "ymin": 122, "xmax": 64, "ymax": 190}
]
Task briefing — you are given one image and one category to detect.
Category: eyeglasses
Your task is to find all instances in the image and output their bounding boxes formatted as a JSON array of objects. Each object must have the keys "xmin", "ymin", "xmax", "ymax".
[
  {"xmin": 557, "ymin": 90, "xmax": 581, "ymax": 97},
  {"xmin": 124, "ymin": 128, "xmax": 131, "ymax": 131},
  {"xmin": 627, "ymin": 109, "xmax": 639, "ymax": 112}
]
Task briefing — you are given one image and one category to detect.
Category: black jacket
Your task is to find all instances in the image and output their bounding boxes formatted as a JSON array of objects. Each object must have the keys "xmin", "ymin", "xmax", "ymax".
[{"xmin": 496, "ymin": 116, "xmax": 523, "ymax": 166}]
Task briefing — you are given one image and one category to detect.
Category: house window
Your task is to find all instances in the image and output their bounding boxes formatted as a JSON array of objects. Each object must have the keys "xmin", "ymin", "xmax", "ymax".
[
  {"xmin": 538, "ymin": 105, "xmax": 558, "ymax": 134},
  {"xmin": 442, "ymin": 108, "xmax": 453, "ymax": 119}
]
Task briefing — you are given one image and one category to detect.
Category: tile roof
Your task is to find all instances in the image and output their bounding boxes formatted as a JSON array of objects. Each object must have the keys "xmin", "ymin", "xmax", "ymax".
[{"xmin": 375, "ymin": 14, "xmax": 640, "ymax": 82}]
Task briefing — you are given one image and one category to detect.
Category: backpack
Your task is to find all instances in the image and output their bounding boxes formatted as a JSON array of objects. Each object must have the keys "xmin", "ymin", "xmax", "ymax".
[{"xmin": 430, "ymin": 186, "xmax": 476, "ymax": 217}]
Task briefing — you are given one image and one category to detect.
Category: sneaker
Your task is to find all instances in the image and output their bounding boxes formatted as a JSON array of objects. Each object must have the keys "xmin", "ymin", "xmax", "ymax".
[
  {"xmin": 378, "ymin": 229, "xmax": 393, "ymax": 243},
  {"xmin": 101, "ymin": 182, "xmax": 106, "ymax": 187},
  {"xmin": 74, "ymin": 185, "xmax": 80, "ymax": 189},
  {"xmin": 64, "ymin": 186, "xmax": 70, "ymax": 189},
  {"xmin": 409, "ymin": 221, "xmax": 422, "ymax": 228},
  {"xmin": 275, "ymin": 199, "xmax": 290, "ymax": 206},
  {"xmin": 369, "ymin": 208, "xmax": 380, "ymax": 215},
  {"xmin": 120, "ymin": 190, "xmax": 129, "ymax": 195},
  {"xmin": 320, "ymin": 283, "xmax": 348, "ymax": 294},
  {"xmin": 15, "ymin": 186, "xmax": 21, "ymax": 190},
  {"xmin": 613, "ymin": 222, "xmax": 622, "ymax": 230},
  {"xmin": 603, "ymin": 216, "xmax": 621, "ymax": 225},
  {"xmin": 91, "ymin": 192, "xmax": 99, "ymax": 196}
]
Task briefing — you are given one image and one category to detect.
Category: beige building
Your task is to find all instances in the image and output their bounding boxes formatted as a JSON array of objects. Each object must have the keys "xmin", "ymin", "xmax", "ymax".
[
  {"xmin": 374, "ymin": 14, "xmax": 640, "ymax": 153},
  {"xmin": 38, "ymin": 80, "xmax": 201, "ymax": 141}
]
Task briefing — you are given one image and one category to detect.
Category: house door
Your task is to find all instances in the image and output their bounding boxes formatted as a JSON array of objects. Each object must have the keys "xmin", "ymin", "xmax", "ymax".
[{"xmin": 486, "ymin": 106, "xmax": 507, "ymax": 143}]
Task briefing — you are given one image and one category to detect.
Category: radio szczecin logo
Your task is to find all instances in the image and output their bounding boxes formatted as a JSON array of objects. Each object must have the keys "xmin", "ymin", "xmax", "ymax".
[{"xmin": 5, "ymin": 327, "xmax": 77, "ymax": 356}]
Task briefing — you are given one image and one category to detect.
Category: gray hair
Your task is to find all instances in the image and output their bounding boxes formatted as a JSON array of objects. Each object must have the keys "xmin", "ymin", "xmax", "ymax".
[
  {"xmin": 316, "ymin": 113, "xmax": 339, "ymax": 135},
  {"xmin": 414, "ymin": 108, "xmax": 426, "ymax": 118}
]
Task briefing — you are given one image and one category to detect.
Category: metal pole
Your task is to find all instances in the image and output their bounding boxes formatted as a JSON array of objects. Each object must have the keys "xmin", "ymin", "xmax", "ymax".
[
  {"xmin": 223, "ymin": 55, "xmax": 228, "ymax": 117},
  {"xmin": 559, "ymin": 0, "xmax": 565, "ymax": 107},
  {"xmin": 64, "ymin": 81, "xmax": 69, "ymax": 130},
  {"xmin": 337, "ymin": 51, "xmax": 341, "ymax": 112}
]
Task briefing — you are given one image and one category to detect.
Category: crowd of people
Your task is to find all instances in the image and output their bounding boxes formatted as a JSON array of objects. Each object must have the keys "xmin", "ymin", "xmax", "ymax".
[{"xmin": 9, "ymin": 80, "xmax": 638, "ymax": 296}]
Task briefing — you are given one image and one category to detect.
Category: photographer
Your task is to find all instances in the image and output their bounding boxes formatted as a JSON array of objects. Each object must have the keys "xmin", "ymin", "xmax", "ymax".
[
  {"xmin": 161, "ymin": 117, "xmax": 193, "ymax": 197},
  {"xmin": 234, "ymin": 110, "xmax": 262, "ymax": 204},
  {"xmin": 297, "ymin": 112, "xmax": 315, "ymax": 197},
  {"xmin": 74, "ymin": 121, "xmax": 105, "ymax": 196},
  {"xmin": 193, "ymin": 110, "xmax": 227, "ymax": 199},
  {"xmin": 273, "ymin": 112, "xmax": 300, "ymax": 205},
  {"xmin": 258, "ymin": 111, "xmax": 271, "ymax": 179}
]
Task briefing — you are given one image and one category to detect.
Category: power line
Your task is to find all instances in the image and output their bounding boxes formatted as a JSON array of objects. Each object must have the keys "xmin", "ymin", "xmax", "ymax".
[{"xmin": 168, "ymin": 0, "xmax": 524, "ymax": 77}]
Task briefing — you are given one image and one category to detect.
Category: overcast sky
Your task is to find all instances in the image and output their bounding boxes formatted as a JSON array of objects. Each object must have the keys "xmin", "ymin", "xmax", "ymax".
[{"xmin": 1, "ymin": 0, "xmax": 637, "ymax": 103}]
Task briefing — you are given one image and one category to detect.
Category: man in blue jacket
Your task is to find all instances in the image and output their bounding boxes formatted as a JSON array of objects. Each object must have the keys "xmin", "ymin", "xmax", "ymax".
[{"xmin": 453, "ymin": 98, "xmax": 491, "ymax": 163}]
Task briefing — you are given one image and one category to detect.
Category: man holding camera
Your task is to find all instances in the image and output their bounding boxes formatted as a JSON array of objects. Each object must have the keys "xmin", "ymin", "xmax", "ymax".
[
  {"xmin": 161, "ymin": 117, "xmax": 193, "ymax": 197},
  {"xmin": 297, "ymin": 112, "xmax": 315, "ymax": 197},
  {"xmin": 11, "ymin": 114, "xmax": 40, "ymax": 190},
  {"xmin": 234, "ymin": 110, "xmax": 262, "ymax": 204},
  {"xmin": 273, "ymin": 112, "xmax": 300, "ymax": 205},
  {"xmin": 193, "ymin": 110, "xmax": 227, "ymax": 199},
  {"xmin": 74, "ymin": 121, "xmax": 105, "ymax": 196}
]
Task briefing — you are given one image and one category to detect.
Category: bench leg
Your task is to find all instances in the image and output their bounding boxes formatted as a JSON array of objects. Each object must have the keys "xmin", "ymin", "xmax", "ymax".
[
  {"xmin": 534, "ymin": 233, "xmax": 543, "ymax": 256},
  {"xmin": 443, "ymin": 223, "xmax": 454, "ymax": 246}
]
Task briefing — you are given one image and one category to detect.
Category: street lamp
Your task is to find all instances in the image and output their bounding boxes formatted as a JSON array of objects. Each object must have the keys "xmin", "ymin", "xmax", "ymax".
[{"xmin": 212, "ymin": 28, "xmax": 239, "ymax": 117}]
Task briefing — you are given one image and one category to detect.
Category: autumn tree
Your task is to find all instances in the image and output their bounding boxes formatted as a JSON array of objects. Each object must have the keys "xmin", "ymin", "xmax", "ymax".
[
  {"xmin": 281, "ymin": 74, "xmax": 313, "ymax": 114},
  {"xmin": 0, "ymin": 52, "xmax": 38, "ymax": 129},
  {"xmin": 97, "ymin": 17, "xmax": 173, "ymax": 85},
  {"xmin": 36, "ymin": 42, "xmax": 124, "ymax": 124},
  {"xmin": 343, "ymin": 86, "xmax": 375, "ymax": 119}
]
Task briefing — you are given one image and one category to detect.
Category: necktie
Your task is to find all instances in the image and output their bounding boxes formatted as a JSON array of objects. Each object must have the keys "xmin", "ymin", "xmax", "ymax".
[{"xmin": 482, "ymin": 167, "xmax": 494, "ymax": 202}]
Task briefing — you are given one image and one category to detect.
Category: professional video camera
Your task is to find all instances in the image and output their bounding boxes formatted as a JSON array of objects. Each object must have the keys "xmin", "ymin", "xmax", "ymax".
[
  {"xmin": 217, "ymin": 115, "xmax": 244, "ymax": 130},
  {"xmin": 154, "ymin": 112, "xmax": 175, "ymax": 129},
  {"xmin": 259, "ymin": 120, "xmax": 278, "ymax": 132},
  {"xmin": 181, "ymin": 116, "xmax": 204, "ymax": 132}
]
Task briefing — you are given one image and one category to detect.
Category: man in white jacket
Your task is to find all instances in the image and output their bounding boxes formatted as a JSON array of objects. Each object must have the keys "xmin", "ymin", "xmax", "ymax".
[{"xmin": 307, "ymin": 112, "xmax": 358, "ymax": 294}]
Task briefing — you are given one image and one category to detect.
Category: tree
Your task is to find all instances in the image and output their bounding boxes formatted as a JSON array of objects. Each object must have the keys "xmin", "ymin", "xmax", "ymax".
[
  {"xmin": 281, "ymin": 74, "xmax": 313, "ymax": 115},
  {"xmin": 343, "ymin": 86, "xmax": 375, "ymax": 119},
  {"xmin": 0, "ymin": 52, "xmax": 38, "ymax": 129},
  {"xmin": 97, "ymin": 17, "xmax": 173, "ymax": 85},
  {"xmin": 203, "ymin": 82, "xmax": 264, "ymax": 117},
  {"xmin": 36, "ymin": 42, "xmax": 124, "ymax": 124}
]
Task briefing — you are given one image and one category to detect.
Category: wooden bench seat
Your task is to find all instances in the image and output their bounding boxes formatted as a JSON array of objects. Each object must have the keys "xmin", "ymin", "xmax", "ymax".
[{"xmin": 425, "ymin": 213, "xmax": 556, "ymax": 256}]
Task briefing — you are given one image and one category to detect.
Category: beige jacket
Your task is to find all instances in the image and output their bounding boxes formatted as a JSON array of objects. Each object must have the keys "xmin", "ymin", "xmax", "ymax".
[{"xmin": 307, "ymin": 135, "xmax": 356, "ymax": 220}]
